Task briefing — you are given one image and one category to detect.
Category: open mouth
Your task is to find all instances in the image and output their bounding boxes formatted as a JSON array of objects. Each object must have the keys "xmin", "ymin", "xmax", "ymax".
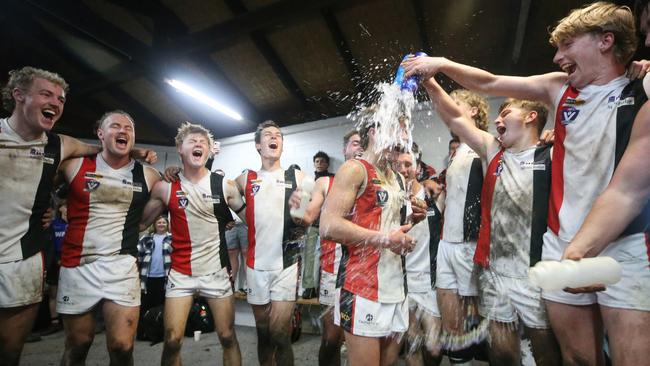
[
  {"xmin": 496, "ymin": 126, "xmax": 507, "ymax": 135},
  {"xmin": 561, "ymin": 63, "xmax": 576, "ymax": 75},
  {"xmin": 269, "ymin": 142, "xmax": 278, "ymax": 150},
  {"xmin": 42, "ymin": 109, "xmax": 56, "ymax": 122},
  {"xmin": 116, "ymin": 136, "xmax": 128, "ymax": 148},
  {"xmin": 192, "ymin": 149, "xmax": 203, "ymax": 158}
]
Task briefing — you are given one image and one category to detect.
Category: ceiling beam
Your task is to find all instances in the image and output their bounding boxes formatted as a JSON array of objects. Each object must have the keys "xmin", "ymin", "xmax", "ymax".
[
  {"xmin": 410, "ymin": 0, "xmax": 432, "ymax": 54},
  {"xmin": 321, "ymin": 8, "xmax": 365, "ymax": 96}
]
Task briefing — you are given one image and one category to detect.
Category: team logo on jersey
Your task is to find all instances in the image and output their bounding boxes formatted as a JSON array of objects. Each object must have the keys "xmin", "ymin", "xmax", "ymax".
[
  {"xmin": 520, "ymin": 161, "xmax": 546, "ymax": 170},
  {"xmin": 340, "ymin": 311, "xmax": 351, "ymax": 322},
  {"xmin": 85, "ymin": 179, "xmax": 100, "ymax": 191},
  {"xmin": 563, "ymin": 97, "xmax": 585, "ymax": 106},
  {"xmin": 376, "ymin": 189, "xmax": 389, "ymax": 206},
  {"xmin": 276, "ymin": 179, "xmax": 293, "ymax": 189},
  {"xmin": 560, "ymin": 107, "xmax": 580, "ymax": 125},
  {"xmin": 360, "ymin": 313, "xmax": 376, "ymax": 325},
  {"xmin": 176, "ymin": 191, "xmax": 189, "ymax": 208}
]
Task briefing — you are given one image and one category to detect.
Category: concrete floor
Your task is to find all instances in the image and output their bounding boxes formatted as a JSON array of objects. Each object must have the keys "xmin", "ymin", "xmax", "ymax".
[{"xmin": 20, "ymin": 325, "xmax": 488, "ymax": 365}]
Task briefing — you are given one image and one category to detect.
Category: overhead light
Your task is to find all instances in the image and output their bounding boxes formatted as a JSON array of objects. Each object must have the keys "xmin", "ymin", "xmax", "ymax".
[{"xmin": 166, "ymin": 78, "xmax": 243, "ymax": 121}]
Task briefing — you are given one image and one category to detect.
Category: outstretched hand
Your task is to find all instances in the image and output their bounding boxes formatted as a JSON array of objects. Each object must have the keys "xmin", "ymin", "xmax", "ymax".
[{"xmin": 401, "ymin": 55, "xmax": 447, "ymax": 80}]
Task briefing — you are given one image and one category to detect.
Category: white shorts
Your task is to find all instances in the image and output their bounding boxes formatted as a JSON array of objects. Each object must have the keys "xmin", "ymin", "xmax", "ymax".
[
  {"xmin": 166, "ymin": 267, "xmax": 233, "ymax": 299},
  {"xmin": 436, "ymin": 240, "xmax": 479, "ymax": 296},
  {"xmin": 541, "ymin": 231, "xmax": 650, "ymax": 311},
  {"xmin": 334, "ymin": 288, "xmax": 408, "ymax": 337},
  {"xmin": 408, "ymin": 290, "xmax": 441, "ymax": 318},
  {"xmin": 57, "ymin": 254, "xmax": 140, "ymax": 314},
  {"xmin": 0, "ymin": 252, "xmax": 43, "ymax": 307},
  {"xmin": 246, "ymin": 263, "xmax": 299, "ymax": 305},
  {"xmin": 319, "ymin": 270, "xmax": 337, "ymax": 306},
  {"xmin": 479, "ymin": 270, "xmax": 549, "ymax": 329}
]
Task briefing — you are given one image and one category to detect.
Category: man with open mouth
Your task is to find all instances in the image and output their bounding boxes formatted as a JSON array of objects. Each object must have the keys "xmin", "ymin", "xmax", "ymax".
[{"xmin": 55, "ymin": 110, "xmax": 161, "ymax": 366}]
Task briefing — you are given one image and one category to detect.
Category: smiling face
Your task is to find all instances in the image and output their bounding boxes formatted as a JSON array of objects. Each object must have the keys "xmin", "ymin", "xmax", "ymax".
[
  {"xmin": 154, "ymin": 217, "xmax": 168, "ymax": 234},
  {"xmin": 97, "ymin": 113, "xmax": 135, "ymax": 158},
  {"xmin": 14, "ymin": 77, "xmax": 66, "ymax": 133},
  {"xmin": 178, "ymin": 132, "xmax": 211, "ymax": 169},
  {"xmin": 343, "ymin": 133, "xmax": 363, "ymax": 160},
  {"xmin": 256, "ymin": 126, "xmax": 283, "ymax": 159},
  {"xmin": 553, "ymin": 32, "xmax": 608, "ymax": 89},
  {"xmin": 394, "ymin": 152, "xmax": 417, "ymax": 182}
]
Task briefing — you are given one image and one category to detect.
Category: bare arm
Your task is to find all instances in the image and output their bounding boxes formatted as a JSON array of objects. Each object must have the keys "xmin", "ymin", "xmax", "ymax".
[
  {"xmin": 320, "ymin": 160, "xmax": 415, "ymax": 254},
  {"xmin": 290, "ymin": 177, "xmax": 328, "ymax": 226},
  {"xmin": 564, "ymin": 102, "xmax": 650, "ymax": 259},
  {"xmin": 402, "ymin": 56, "xmax": 565, "ymax": 106},
  {"xmin": 140, "ymin": 179, "xmax": 168, "ymax": 229},
  {"xmin": 60, "ymin": 134, "xmax": 101, "ymax": 160},
  {"xmin": 224, "ymin": 178, "xmax": 247, "ymax": 223},
  {"xmin": 423, "ymin": 77, "xmax": 497, "ymax": 159}
]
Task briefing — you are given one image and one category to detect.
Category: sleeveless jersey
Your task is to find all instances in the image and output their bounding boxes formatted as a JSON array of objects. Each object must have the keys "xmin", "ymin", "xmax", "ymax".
[
  {"xmin": 442, "ymin": 143, "xmax": 483, "ymax": 243},
  {"xmin": 320, "ymin": 176, "xmax": 341, "ymax": 275},
  {"xmin": 0, "ymin": 118, "xmax": 61, "ymax": 263},
  {"xmin": 474, "ymin": 146, "xmax": 552, "ymax": 278},
  {"xmin": 337, "ymin": 159, "xmax": 407, "ymax": 303},
  {"xmin": 61, "ymin": 154, "xmax": 149, "ymax": 267},
  {"xmin": 405, "ymin": 188, "xmax": 435, "ymax": 292},
  {"xmin": 167, "ymin": 172, "xmax": 234, "ymax": 276},
  {"xmin": 244, "ymin": 168, "xmax": 300, "ymax": 270},
  {"xmin": 550, "ymin": 76, "xmax": 649, "ymax": 241}
]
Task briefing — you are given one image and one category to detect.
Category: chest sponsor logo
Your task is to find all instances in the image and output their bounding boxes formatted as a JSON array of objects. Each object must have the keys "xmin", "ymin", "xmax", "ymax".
[
  {"xmin": 122, "ymin": 179, "xmax": 143, "ymax": 192},
  {"xmin": 376, "ymin": 189, "xmax": 389, "ymax": 206},
  {"xmin": 276, "ymin": 179, "xmax": 293, "ymax": 189},
  {"xmin": 519, "ymin": 161, "xmax": 546, "ymax": 171},
  {"xmin": 202, "ymin": 193, "xmax": 221, "ymax": 204},
  {"xmin": 607, "ymin": 95, "xmax": 635, "ymax": 109},
  {"xmin": 560, "ymin": 106, "xmax": 580, "ymax": 125}
]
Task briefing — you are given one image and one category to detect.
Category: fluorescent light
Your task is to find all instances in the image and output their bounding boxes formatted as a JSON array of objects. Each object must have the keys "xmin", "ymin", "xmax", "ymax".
[{"xmin": 166, "ymin": 79, "xmax": 243, "ymax": 121}]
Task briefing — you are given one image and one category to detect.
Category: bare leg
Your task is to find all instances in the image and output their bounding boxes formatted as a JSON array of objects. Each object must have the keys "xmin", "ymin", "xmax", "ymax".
[
  {"xmin": 206, "ymin": 296, "xmax": 241, "ymax": 366},
  {"xmin": 318, "ymin": 306, "xmax": 343, "ymax": 366},
  {"xmin": 160, "ymin": 296, "xmax": 193, "ymax": 366},
  {"xmin": 228, "ymin": 249, "xmax": 240, "ymax": 287},
  {"xmin": 252, "ymin": 303, "xmax": 273, "ymax": 366},
  {"xmin": 487, "ymin": 320, "xmax": 519, "ymax": 366},
  {"xmin": 525, "ymin": 327, "xmax": 561, "ymax": 366},
  {"xmin": 0, "ymin": 304, "xmax": 39, "ymax": 366},
  {"xmin": 379, "ymin": 335, "xmax": 402, "ymax": 366},
  {"xmin": 436, "ymin": 289, "xmax": 464, "ymax": 335},
  {"xmin": 419, "ymin": 312, "xmax": 442, "ymax": 365},
  {"xmin": 405, "ymin": 309, "xmax": 424, "ymax": 366},
  {"xmin": 344, "ymin": 331, "xmax": 380, "ymax": 366},
  {"xmin": 49, "ymin": 285, "xmax": 59, "ymax": 322},
  {"xmin": 601, "ymin": 305, "xmax": 650, "ymax": 366},
  {"xmin": 60, "ymin": 310, "xmax": 96, "ymax": 366},
  {"xmin": 103, "ymin": 301, "xmax": 139, "ymax": 366},
  {"xmin": 268, "ymin": 301, "xmax": 296, "ymax": 366},
  {"xmin": 545, "ymin": 300, "xmax": 604, "ymax": 366}
]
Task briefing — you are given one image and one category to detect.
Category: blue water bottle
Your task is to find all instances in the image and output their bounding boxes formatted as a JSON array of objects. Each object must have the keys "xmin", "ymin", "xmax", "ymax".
[{"xmin": 394, "ymin": 52, "xmax": 427, "ymax": 92}]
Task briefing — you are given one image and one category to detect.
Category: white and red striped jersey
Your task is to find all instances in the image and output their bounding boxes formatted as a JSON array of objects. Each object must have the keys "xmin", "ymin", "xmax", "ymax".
[
  {"xmin": 337, "ymin": 159, "xmax": 407, "ymax": 303},
  {"xmin": 442, "ymin": 143, "xmax": 483, "ymax": 243},
  {"xmin": 405, "ymin": 188, "xmax": 434, "ymax": 292},
  {"xmin": 61, "ymin": 154, "xmax": 149, "ymax": 267},
  {"xmin": 474, "ymin": 146, "xmax": 552, "ymax": 278},
  {"xmin": 0, "ymin": 118, "xmax": 61, "ymax": 263},
  {"xmin": 244, "ymin": 168, "xmax": 300, "ymax": 270},
  {"xmin": 167, "ymin": 172, "xmax": 233, "ymax": 276},
  {"xmin": 550, "ymin": 76, "xmax": 649, "ymax": 241}
]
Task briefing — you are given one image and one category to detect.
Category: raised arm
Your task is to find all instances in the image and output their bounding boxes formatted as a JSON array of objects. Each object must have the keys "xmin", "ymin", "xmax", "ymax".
[
  {"xmin": 422, "ymin": 77, "xmax": 497, "ymax": 159},
  {"xmin": 402, "ymin": 56, "xmax": 566, "ymax": 107},
  {"xmin": 319, "ymin": 160, "xmax": 414, "ymax": 254},
  {"xmin": 564, "ymin": 102, "xmax": 650, "ymax": 259}
]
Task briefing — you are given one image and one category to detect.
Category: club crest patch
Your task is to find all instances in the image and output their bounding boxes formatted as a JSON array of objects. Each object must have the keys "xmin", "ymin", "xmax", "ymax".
[
  {"xmin": 560, "ymin": 106, "xmax": 579, "ymax": 125},
  {"xmin": 85, "ymin": 180, "xmax": 100, "ymax": 191},
  {"xmin": 376, "ymin": 189, "xmax": 389, "ymax": 206},
  {"xmin": 176, "ymin": 190, "xmax": 189, "ymax": 209}
]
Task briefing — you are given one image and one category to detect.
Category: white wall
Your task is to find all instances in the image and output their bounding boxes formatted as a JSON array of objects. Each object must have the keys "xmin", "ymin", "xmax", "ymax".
[{"xmin": 128, "ymin": 96, "xmax": 516, "ymax": 178}]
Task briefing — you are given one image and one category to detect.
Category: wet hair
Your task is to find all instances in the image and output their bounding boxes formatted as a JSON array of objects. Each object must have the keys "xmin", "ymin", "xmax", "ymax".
[
  {"xmin": 549, "ymin": 2, "xmax": 637, "ymax": 65},
  {"xmin": 2, "ymin": 66, "xmax": 69, "ymax": 112},
  {"xmin": 174, "ymin": 121, "xmax": 214, "ymax": 148},
  {"xmin": 313, "ymin": 151, "xmax": 330, "ymax": 164},
  {"xmin": 94, "ymin": 110, "xmax": 136, "ymax": 135},
  {"xmin": 356, "ymin": 105, "xmax": 379, "ymax": 150},
  {"xmin": 449, "ymin": 89, "xmax": 489, "ymax": 131},
  {"xmin": 342, "ymin": 129, "xmax": 360, "ymax": 149},
  {"xmin": 499, "ymin": 98, "xmax": 549, "ymax": 136},
  {"xmin": 254, "ymin": 120, "xmax": 282, "ymax": 144}
]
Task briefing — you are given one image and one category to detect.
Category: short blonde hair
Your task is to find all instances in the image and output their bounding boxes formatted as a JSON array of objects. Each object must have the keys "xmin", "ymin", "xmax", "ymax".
[
  {"xmin": 549, "ymin": 2, "xmax": 637, "ymax": 65},
  {"xmin": 175, "ymin": 121, "xmax": 214, "ymax": 148},
  {"xmin": 450, "ymin": 89, "xmax": 489, "ymax": 131},
  {"xmin": 499, "ymin": 99, "xmax": 549, "ymax": 136},
  {"xmin": 2, "ymin": 66, "xmax": 69, "ymax": 112}
]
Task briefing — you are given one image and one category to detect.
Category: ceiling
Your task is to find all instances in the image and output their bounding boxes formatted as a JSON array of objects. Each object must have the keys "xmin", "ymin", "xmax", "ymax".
[{"xmin": 2, "ymin": 0, "xmax": 648, "ymax": 145}]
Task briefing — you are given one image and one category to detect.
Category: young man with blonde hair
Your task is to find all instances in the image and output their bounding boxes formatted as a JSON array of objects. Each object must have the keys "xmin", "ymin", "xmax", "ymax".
[
  {"xmin": 142, "ymin": 121, "xmax": 244, "ymax": 366},
  {"xmin": 404, "ymin": 2, "xmax": 650, "ymax": 365},
  {"xmin": 0, "ymin": 67, "xmax": 154, "ymax": 366}
]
